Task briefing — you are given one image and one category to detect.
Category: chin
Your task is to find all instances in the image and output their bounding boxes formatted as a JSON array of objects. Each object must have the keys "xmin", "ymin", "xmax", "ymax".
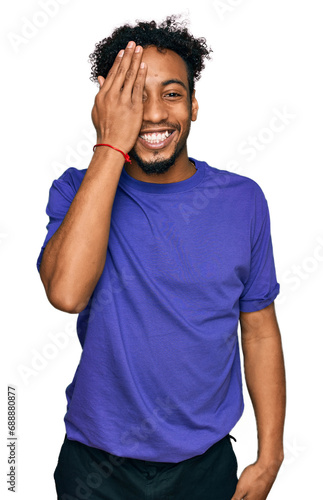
[{"xmin": 130, "ymin": 146, "xmax": 185, "ymax": 176}]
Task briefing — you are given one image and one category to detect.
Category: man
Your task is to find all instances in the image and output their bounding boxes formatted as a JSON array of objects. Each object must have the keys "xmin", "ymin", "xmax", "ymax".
[{"xmin": 37, "ymin": 16, "xmax": 286, "ymax": 500}]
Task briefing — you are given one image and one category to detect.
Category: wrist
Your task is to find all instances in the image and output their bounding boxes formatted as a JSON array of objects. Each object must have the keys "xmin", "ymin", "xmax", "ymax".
[
  {"xmin": 257, "ymin": 450, "xmax": 284, "ymax": 473},
  {"xmin": 256, "ymin": 431, "xmax": 284, "ymax": 464},
  {"xmin": 96, "ymin": 135, "xmax": 130, "ymax": 153},
  {"xmin": 92, "ymin": 144, "xmax": 125, "ymax": 164},
  {"xmin": 93, "ymin": 143, "xmax": 131, "ymax": 163}
]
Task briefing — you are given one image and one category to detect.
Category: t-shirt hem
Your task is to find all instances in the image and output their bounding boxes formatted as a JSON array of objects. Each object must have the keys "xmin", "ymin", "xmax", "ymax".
[{"xmin": 64, "ymin": 400, "xmax": 245, "ymax": 463}]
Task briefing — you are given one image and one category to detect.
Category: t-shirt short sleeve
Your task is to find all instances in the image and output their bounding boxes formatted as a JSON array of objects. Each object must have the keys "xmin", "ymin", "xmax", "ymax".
[
  {"xmin": 239, "ymin": 185, "xmax": 280, "ymax": 312},
  {"xmin": 36, "ymin": 168, "xmax": 80, "ymax": 272}
]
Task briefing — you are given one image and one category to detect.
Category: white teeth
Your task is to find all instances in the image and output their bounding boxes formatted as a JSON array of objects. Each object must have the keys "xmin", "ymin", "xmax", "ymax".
[{"xmin": 140, "ymin": 131, "xmax": 172, "ymax": 143}]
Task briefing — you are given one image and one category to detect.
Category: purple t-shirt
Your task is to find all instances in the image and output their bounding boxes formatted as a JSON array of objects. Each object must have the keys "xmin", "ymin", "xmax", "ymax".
[{"xmin": 37, "ymin": 158, "xmax": 279, "ymax": 462}]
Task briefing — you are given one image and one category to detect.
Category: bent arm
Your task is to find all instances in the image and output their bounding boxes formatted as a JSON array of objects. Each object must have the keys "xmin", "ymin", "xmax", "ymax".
[
  {"xmin": 39, "ymin": 42, "xmax": 147, "ymax": 314},
  {"xmin": 240, "ymin": 301, "xmax": 286, "ymax": 468}
]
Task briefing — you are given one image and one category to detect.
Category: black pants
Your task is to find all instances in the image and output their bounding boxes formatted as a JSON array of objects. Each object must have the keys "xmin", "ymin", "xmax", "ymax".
[{"xmin": 54, "ymin": 434, "xmax": 238, "ymax": 499}]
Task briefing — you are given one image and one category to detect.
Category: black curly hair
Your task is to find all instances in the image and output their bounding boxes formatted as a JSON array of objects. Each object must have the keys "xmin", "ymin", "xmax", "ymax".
[{"xmin": 89, "ymin": 15, "xmax": 212, "ymax": 99}]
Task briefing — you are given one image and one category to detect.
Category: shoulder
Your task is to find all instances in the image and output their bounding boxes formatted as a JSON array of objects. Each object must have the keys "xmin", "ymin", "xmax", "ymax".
[
  {"xmin": 53, "ymin": 167, "xmax": 87, "ymax": 192},
  {"xmin": 46, "ymin": 167, "xmax": 87, "ymax": 213},
  {"xmin": 193, "ymin": 158, "xmax": 267, "ymax": 202}
]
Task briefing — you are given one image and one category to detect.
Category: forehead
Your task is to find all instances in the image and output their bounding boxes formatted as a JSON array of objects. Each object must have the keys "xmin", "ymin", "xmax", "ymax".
[{"xmin": 141, "ymin": 46, "xmax": 189, "ymax": 90}]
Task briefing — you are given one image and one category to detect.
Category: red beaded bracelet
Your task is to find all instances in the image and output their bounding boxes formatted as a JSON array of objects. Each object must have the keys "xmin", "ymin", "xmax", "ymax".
[{"xmin": 93, "ymin": 144, "xmax": 131, "ymax": 163}]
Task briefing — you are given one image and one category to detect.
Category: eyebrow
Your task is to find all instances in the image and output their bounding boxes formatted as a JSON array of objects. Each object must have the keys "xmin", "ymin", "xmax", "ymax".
[{"xmin": 161, "ymin": 79, "xmax": 188, "ymax": 92}]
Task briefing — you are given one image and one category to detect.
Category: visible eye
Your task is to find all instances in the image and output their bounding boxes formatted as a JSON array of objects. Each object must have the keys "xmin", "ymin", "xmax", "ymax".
[{"xmin": 165, "ymin": 92, "xmax": 181, "ymax": 98}]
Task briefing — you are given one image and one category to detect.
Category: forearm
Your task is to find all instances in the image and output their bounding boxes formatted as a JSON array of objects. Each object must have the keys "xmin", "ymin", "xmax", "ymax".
[
  {"xmin": 241, "ymin": 306, "xmax": 286, "ymax": 467},
  {"xmin": 40, "ymin": 146, "xmax": 124, "ymax": 313}
]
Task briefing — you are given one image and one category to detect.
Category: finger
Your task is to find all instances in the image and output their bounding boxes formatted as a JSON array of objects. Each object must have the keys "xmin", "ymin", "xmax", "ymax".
[
  {"xmin": 120, "ymin": 45, "xmax": 145, "ymax": 96},
  {"xmin": 110, "ymin": 41, "xmax": 139, "ymax": 90},
  {"xmin": 231, "ymin": 483, "xmax": 246, "ymax": 500},
  {"xmin": 97, "ymin": 76, "xmax": 105, "ymax": 88},
  {"xmin": 99, "ymin": 48, "xmax": 125, "ymax": 92},
  {"xmin": 231, "ymin": 486, "xmax": 248, "ymax": 500},
  {"xmin": 131, "ymin": 61, "xmax": 148, "ymax": 104}
]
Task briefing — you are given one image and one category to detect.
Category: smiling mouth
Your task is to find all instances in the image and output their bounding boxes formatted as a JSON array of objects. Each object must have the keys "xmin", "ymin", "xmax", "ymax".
[
  {"xmin": 138, "ymin": 130, "xmax": 176, "ymax": 149},
  {"xmin": 139, "ymin": 130, "xmax": 172, "ymax": 143}
]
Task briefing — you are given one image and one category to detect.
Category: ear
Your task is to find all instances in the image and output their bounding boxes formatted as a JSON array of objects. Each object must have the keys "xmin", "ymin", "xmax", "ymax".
[{"xmin": 191, "ymin": 90, "xmax": 199, "ymax": 122}]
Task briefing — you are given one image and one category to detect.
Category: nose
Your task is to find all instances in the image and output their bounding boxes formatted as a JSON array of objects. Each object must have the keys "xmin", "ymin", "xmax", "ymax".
[{"xmin": 142, "ymin": 95, "xmax": 168, "ymax": 123}]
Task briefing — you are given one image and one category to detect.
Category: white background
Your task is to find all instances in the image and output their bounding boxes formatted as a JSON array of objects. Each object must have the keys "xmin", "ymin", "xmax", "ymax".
[{"xmin": 1, "ymin": 0, "xmax": 322, "ymax": 498}]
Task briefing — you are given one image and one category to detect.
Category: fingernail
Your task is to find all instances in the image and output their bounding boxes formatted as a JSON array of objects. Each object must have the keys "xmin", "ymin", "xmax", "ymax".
[
  {"xmin": 127, "ymin": 41, "xmax": 134, "ymax": 48},
  {"xmin": 118, "ymin": 50, "xmax": 124, "ymax": 57},
  {"xmin": 135, "ymin": 45, "xmax": 141, "ymax": 53}
]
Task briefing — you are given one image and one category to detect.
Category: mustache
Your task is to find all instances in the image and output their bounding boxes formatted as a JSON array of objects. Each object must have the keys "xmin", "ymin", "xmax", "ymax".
[{"xmin": 140, "ymin": 122, "xmax": 180, "ymax": 132}]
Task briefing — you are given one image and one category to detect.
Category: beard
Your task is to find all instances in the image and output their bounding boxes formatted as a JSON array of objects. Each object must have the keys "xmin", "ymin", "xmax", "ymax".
[{"xmin": 129, "ymin": 142, "xmax": 186, "ymax": 176}]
